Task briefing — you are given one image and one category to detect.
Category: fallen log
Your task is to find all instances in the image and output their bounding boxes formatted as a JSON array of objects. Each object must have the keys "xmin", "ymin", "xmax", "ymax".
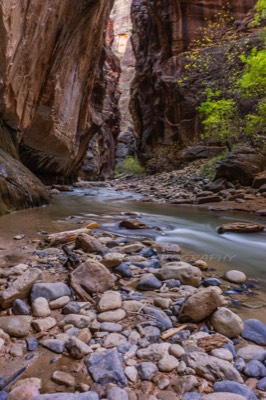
[{"xmin": 41, "ymin": 228, "xmax": 92, "ymax": 247}]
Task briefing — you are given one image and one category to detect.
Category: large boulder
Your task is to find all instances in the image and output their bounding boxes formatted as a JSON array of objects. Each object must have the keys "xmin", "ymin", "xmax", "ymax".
[
  {"xmin": 179, "ymin": 287, "xmax": 222, "ymax": 322},
  {"xmin": 70, "ymin": 259, "xmax": 115, "ymax": 301},
  {"xmin": 215, "ymin": 146, "xmax": 266, "ymax": 186}
]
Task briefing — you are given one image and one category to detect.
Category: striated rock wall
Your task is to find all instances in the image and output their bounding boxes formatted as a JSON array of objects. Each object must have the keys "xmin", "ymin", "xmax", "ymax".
[
  {"xmin": 79, "ymin": 29, "xmax": 121, "ymax": 180},
  {"xmin": 0, "ymin": 0, "xmax": 114, "ymax": 183},
  {"xmin": 130, "ymin": 0, "xmax": 257, "ymax": 163}
]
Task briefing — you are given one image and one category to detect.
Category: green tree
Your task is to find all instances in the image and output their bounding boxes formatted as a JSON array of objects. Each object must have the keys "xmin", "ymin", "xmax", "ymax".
[{"xmin": 197, "ymin": 90, "xmax": 238, "ymax": 150}]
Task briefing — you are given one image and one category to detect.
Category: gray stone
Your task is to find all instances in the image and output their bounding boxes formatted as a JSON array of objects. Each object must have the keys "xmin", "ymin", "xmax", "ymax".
[
  {"xmin": 137, "ymin": 343, "xmax": 170, "ymax": 362},
  {"xmin": 125, "ymin": 366, "xmax": 138, "ymax": 382},
  {"xmin": 50, "ymin": 296, "xmax": 70, "ymax": 309},
  {"xmin": 158, "ymin": 354, "xmax": 179, "ymax": 372},
  {"xmin": 138, "ymin": 325, "xmax": 160, "ymax": 343},
  {"xmin": 98, "ymin": 291, "xmax": 122, "ymax": 312},
  {"xmin": 210, "ymin": 348, "xmax": 234, "ymax": 362},
  {"xmin": 52, "ymin": 371, "xmax": 75, "ymax": 387},
  {"xmin": 154, "ymin": 298, "xmax": 172, "ymax": 309},
  {"xmin": 237, "ymin": 344, "xmax": 266, "ymax": 362},
  {"xmin": 185, "ymin": 352, "xmax": 243, "ymax": 383},
  {"xmin": 65, "ymin": 336, "xmax": 91, "ymax": 359},
  {"xmin": 32, "ymin": 297, "xmax": 51, "ymax": 317},
  {"xmin": 155, "ymin": 262, "xmax": 202, "ymax": 287},
  {"xmin": 169, "ymin": 344, "xmax": 185, "ymax": 358},
  {"xmin": 211, "ymin": 307, "xmax": 244, "ymax": 338},
  {"xmin": 213, "ymin": 381, "xmax": 258, "ymax": 400},
  {"xmin": 63, "ymin": 313, "xmax": 95, "ymax": 328},
  {"xmin": 100, "ymin": 323, "xmax": 123, "ymax": 333},
  {"xmin": 244, "ymin": 360, "xmax": 266, "ymax": 378},
  {"xmin": 97, "ymin": 309, "xmax": 126, "ymax": 323},
  {"xmin": 143, "ymin": 306, "xmax": 173, "ymax": 330},
  {"xmin": 62, "ymin": 301, "xmax": 81, "ymax": 314},
  {"xmin": 137, "ymin": 275, "xmax": 162, "ymax": 291},
  {"xmin": 106, "ymin": 387, "xmax": 128, "ymax": 400},
  {"xmin": 12, "ymin": 299, "xmax": 31, "ymax": 315},
  {"xmin": 85, "ymin": 348, "xmax": 127, "ymax": 386},
  {"xmin": 26, "ymin": 337, "xmax": 39, "ymax": 351},
  {"xmin": 241, "ymin": 319, "xmax": 266, "ymax": 345},
  {"xmin": 257, "ymin": 377, "xmax": 266, "ymax": 391},
  {"xmin": 32, "ymin": 393, "xmax": 99, "ymax": 400},
  {"xmin": 31, "ymin": 283, "xmax": 71, "ymax": 302},
  {"xmin": 138, "ymin": 362, "xmax": 158, "ymax": 380},
  {"xmin": 41, "ymin": 339, "xmax": 65, "ymax": 354},
  {"xmin": 32, "ymin": 317, "xmax": 56, "ymax": 332},
  {"xmin": 0, "ymin": 268, "xmax": 43, "ymax": 309},
  {"xmin": 103, "ymin": 333, "xmax": 127, "ymax": 348},
  {"xmin": 0, "ymin": 316, "xmax": 32, "ymax": 338},
  {"xmin": 202, "ymin": 394, "xmax": 246, "ymax": 400},
  {"xmin": 182, "ymin": 394, "xmax": 201, "ymax": 400}
]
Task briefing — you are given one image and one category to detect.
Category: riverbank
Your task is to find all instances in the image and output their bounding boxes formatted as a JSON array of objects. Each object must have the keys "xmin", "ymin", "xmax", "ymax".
[
  {"xmin": 109, "ymin": 161, "xmax": 266, "ymax": 215},
  {"xmin": 1, "ymin": 215, "xmax": 266, "ymax": 399}
]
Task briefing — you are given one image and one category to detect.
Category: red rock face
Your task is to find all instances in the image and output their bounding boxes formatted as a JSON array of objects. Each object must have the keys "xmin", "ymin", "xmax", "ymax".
[
  {"xmin": 0, "ymin": 0, "xmax": 114, "ymax": 182},
  {"xmin": 130, "ymin": 0, "xmax": 256, "ymax": 159}
]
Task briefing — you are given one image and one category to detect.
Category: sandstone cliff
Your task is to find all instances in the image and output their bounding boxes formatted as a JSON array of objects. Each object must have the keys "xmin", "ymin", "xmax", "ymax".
[
  {"xmin": 0, "ymin": 0, "xmax": 114, "ymax": 213},
  {"xmin": 130, "ymin": 0, "xmax": 257, "ymax": 168},
  {"xmin": 111, "ymin": 0, "xmax": 137, "ymax": 165}
]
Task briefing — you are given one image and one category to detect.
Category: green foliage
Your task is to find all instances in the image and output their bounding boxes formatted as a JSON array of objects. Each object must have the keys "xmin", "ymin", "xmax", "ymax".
[
  {"xmin": 238, "ymin": 47, "xmax": 266, "ymax": 97},
  {"xmin": 197, "ymin": 90, "xmax": 238, "ymax": 148},
  {"xmin": 201, "ymin": 151, "xmax": 228, "ymax": 179},
  {"xmin": 250, "ymin": 0, "xmax": 266, "ymax": 27},
  {"xmin": 115, "ymin": 156, "xmax": 144, "ymax": 176}
]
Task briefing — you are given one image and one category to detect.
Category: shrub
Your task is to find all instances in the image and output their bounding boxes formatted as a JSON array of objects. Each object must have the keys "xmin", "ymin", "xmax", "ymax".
[{"xmin": 115, "ymin": 156, "xmax": 144, "ymax": 176}]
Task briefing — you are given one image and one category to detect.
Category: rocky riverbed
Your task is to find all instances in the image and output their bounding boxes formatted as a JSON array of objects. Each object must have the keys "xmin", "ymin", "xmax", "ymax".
[
  {"xmin": 0, "ymin": 215, "xmax": 266, "ymax": 400},
  {"xmin": 110, "ymin": 162, "xmax": 266, "ymax": 215}
]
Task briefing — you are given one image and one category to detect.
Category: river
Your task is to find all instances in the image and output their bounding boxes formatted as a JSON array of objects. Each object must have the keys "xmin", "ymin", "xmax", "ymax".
[{"xmin": 1, "ymin": 184, "xmax": 266, "ymax": 320}]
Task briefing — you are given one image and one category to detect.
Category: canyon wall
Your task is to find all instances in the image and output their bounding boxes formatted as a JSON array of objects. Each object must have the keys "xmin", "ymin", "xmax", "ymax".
[
  {"xmin": 110, "ymin": 0, "xmax": 137, "ymax": 165},
  {"xmin": 130, "ymin": 0, "xmax": 257, "ymax": 166},
  {"xmin": 0, "ymin": 0, "xmax": 114, "ymax": 213}
]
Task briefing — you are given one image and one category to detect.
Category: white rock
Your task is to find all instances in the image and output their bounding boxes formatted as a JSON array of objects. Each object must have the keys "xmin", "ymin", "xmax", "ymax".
[
  {"xmin": 98, "ymin": 308, "xmax": 126, "ymax": 322},
  {"xmin": 32, "ymin": 297, "xmax": 51, "ymax": 317},
  {"xmin": 125, "ymin": 366, "xmax": 138, "ymax": 382},
  {"xmin": 32, "ymin": 317, "xmax": 57, "ymax": 332},
  {"xmin": 158, "ymin": 354, "xmax": 179, "ymax": 372},
  {"xmin": 98, "ymin": 291, "xmax": 122, "ymax": 312},
  {"xmin": 224, "ymin": 270, "xmax": 247, "ymax": 283},
  {"xmin": 49, "ymin": 296, "xmax": 70, "ymax": 309}
]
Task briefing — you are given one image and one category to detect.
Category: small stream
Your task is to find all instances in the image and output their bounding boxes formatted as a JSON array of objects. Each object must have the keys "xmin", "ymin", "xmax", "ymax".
[{"xmin": 1, "ymin": 184, "xmax": 266, "ymax": 320}]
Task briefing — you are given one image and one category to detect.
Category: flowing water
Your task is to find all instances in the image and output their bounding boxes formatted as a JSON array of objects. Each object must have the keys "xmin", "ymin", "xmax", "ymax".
[{"xmin": 1, "ymin": 184, "xmax": 266, "ymax": 321}]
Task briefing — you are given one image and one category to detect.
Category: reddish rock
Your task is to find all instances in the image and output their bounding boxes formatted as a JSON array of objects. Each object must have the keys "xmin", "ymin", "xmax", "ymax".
[
  {"xmin": 218, "ymin": 222, "xmax": 265, "ymax": 234},
  {"xmin": 70, "ymin": 259, "xmax": 115, "ymax": 301}
]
